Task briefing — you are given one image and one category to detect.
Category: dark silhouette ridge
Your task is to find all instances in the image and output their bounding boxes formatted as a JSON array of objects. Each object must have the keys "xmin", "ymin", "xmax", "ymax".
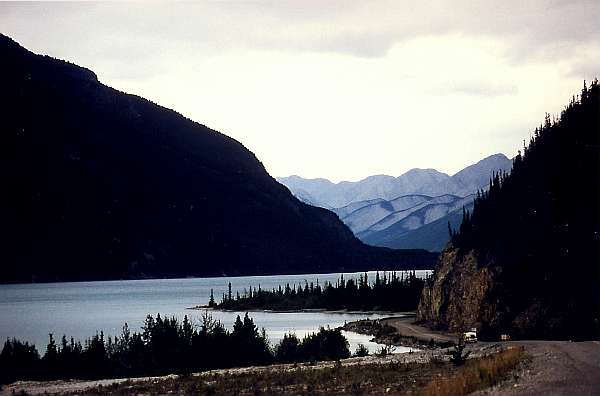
[
  {"xmin": 0, "ymin": 34, "xmax": 437, "ymax": 283},
  {"xmin": 418, "ymin": 80, "xmax": 600, "ymax": 340}
]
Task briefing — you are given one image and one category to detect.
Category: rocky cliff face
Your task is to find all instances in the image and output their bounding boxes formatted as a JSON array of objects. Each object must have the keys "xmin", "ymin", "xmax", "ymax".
[
  {"xmin": 418, "ymin": 243, "xmax": 599, "ymax": 340},
  {"xmin": 417, "ymin": 246, "xmax": 498, "ymax": 333}
]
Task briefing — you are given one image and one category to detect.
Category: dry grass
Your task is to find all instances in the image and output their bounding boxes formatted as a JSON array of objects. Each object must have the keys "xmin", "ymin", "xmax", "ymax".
[
  {"xmin": 420, "ymin": 346, "xmax": 525, "ymax": 396},
  {"xmin": 80, "ymin": 360, "xmax": 446, "ymax": 395}
]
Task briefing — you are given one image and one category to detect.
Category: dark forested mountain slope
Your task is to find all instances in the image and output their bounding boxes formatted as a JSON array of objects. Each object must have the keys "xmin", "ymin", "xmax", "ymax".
[
  {"xmin": 0, "ymin": 35, "xmax": 436, "ymax": 283},
  {"xmin": 418, "ymin": 81, "xmax": 600, "ymax": 340}
]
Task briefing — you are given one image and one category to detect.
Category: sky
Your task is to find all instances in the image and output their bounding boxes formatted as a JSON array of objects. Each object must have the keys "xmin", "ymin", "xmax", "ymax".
[{"xmin": 1, "ymin": 1, "xmax": 599, "ymax": 182}]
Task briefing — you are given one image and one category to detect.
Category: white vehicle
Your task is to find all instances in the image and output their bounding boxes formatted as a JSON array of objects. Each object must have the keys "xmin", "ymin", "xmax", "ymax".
[{"xmin": 463, "ymin": 330, "xmax": 478, "ymax": 343}]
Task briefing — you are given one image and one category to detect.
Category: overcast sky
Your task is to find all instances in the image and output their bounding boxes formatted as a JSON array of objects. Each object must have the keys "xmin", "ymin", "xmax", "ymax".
[{"xmin": 2, "ymin": 1, "xmax": 598, "ymax": 181}]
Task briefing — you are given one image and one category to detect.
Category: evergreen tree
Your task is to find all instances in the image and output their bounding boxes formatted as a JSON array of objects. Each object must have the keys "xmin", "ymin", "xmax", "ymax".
[
  {"xmin": 443, "ymin": 80, "xmax": 600, "ymax": 339},
  {"xmin": 208, "ymin": 289, "xmax": 215, "ymax": 307}
]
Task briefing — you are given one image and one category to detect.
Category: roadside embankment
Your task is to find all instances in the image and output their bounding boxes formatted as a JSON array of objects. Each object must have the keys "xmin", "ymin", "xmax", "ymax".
[{"xmin": 1, "ymin": 344, "xmax": 516, "ymax": 395}]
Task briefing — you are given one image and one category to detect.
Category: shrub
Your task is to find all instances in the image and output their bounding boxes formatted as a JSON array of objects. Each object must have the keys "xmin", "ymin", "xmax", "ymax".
[
  {"xmin": 421, "ymin": 347, "xmax": 525, "ymax": 396},
  {"xmin": 447, "ymin": 338, "xmax": 471, "ymax": 366},
  {"xmin": 353, "ymin": 343, "xmax": 370, "ymax": 357},
  {"xmin": 377, "ymin": 344, "xmax": 396, "ymax": 357}
]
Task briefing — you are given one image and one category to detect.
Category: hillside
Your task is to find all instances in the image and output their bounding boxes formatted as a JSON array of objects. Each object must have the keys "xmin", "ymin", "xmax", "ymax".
[
  {"xmin": 357, "ymin": 195, "xmax": 474, "ymax": 239},
  {"xmin": 0, "ymin": 34, "xmax": 437, "ymax": 283},
  {"xmin": 333, "ymin": 194, "xmax": 432, "ymax": 234},
  {"xmin": 417, "ymin": 81, "xmax": 600, "ymax": 340},
  {"xmin": 362, "ymin": 202, "xmax": 474, "ymax": 252},
  {"xmin": 331, "ymin": 193, "xmax": 475, "ymax": 252}
]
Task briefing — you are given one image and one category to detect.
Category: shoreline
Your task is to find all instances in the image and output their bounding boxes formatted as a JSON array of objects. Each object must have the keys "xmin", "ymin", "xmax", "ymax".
[
  {"xmin": 187, "ymin": 305, "xmax": 415, "ymax": 316},
  {"xmin": 188, "ymin": 306, "xmax": 415, "ymax": 353},
  {"xmin": 342, "ymin": 316, "xmax": 457, "ymax": 349},
  {"xmin": 0, "ymin": 269, "xmax": 436, "ymax": 287}
]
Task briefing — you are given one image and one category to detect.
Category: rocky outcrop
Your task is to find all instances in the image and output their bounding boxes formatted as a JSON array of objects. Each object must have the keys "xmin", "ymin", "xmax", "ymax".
[
  {"xmin": 417, "ymin": 246, "xmax": 501, "ymax": 334},
  {"xmin": 416, "ymin": 245, "xmax": 563, "ymax": 339},
  {"xmin": 417, "ymin": 243, "xmax": 599, "ymax": 340}
]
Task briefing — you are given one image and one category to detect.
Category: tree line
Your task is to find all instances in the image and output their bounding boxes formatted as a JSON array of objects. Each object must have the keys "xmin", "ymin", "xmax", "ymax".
[
  {"xmin": 212, "ymin": 271, "xmax": 426, "ymax": 312},
  {"xmin": 0, "ymin": 312, "xmax": 350, "ymax": 384},
  {"xmin": 445, "ymin": 80, "xmax": 600, "ymax": 339}
]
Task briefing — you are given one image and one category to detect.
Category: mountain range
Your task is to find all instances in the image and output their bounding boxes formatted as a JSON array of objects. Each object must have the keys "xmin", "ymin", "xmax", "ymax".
[
  {"xmin": 278, "ymin": 153, "xmax": 512, "ymax": 209},
  {"xmin": 0, "ymin": 34, "xmax": 437, "ymax": 283},
  {"xmin": 278, "ymin": 154, "xmax": 512, "ymax": 251}
]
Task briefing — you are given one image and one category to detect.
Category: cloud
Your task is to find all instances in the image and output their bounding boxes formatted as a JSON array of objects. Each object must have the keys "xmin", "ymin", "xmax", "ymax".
[
  {"xmin": 0, "ymin": 1, "xmax": 595, "ymax": 181},
  {"xmin": 568, "ymin": 62, "xmax": 600, "ymax": 80},
  {"xmin": 2, "ymin": 1, "xmax": 599, "ymax": 63},
  {"xmin": 564, "ymin": 43, "xmax": 600, "ymax": 80},
  {"xmin": 435, "ymin": 80, "xmax": 518, "ymax": 97}
]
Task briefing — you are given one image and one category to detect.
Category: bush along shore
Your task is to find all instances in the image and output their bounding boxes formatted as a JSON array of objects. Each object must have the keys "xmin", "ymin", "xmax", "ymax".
[
  {"xmin": 209, "ymin": 271, "xmax": 427, "ymax": 312},
  {"xmin": 0, "ymin": 312, "xmax": 351, "ymax": 385}
]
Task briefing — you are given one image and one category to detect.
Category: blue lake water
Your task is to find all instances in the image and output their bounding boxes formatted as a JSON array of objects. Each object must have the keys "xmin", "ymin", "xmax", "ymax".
[{"xmin": 0, "ymin": 271, "xmax": 430, "ymax": 355}]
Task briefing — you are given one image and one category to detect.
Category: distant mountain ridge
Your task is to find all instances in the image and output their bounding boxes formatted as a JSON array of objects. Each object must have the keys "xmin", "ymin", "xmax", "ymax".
[
  {"xmin": 278, "ymin": 154, "xmax": 512, "ymax": 251},
  {"xmin": 278, "ymin": 154, "xmax": 512, "ymax": 209},
  {"xmin": 332, "ymin": 194, "xmax": 475, "ymax": 251},
  {"xmin": 359, "ymin": 198, "xmax": 476, "ymax": 251},
  {"xmin": 1, "ymin": 34, "xmax": 437, "ymax": 283}
]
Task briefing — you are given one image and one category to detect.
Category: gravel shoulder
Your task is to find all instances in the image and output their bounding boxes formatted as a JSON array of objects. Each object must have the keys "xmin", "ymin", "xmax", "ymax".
[{"xmin": 474, "ymin": 340, "xmax": 600, "ymax": 396}]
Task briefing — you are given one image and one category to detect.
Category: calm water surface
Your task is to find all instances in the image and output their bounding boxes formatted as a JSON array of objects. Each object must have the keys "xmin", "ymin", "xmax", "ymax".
[{"xmin": 0, "ymin": 271, "xmax": 430, "ymax": 354}]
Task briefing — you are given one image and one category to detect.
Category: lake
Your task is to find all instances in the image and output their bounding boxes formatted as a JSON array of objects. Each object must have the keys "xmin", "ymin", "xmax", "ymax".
[{"xmin": 0, "ymin": 270, "xmax": 430, "ymax": 355}]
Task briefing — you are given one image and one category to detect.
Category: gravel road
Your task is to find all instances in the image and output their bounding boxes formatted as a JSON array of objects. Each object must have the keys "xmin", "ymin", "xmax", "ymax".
[
  {"xmin": 381, "ymin": 316, "xmax": 456, "ymax": 344},
  {"xmin": 476, "ymin": 340, "xmax": 600, "ymax": 395},
  {"xmin": 383, "ymin": 316, "xmax": 600, "ymax": 395}
]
